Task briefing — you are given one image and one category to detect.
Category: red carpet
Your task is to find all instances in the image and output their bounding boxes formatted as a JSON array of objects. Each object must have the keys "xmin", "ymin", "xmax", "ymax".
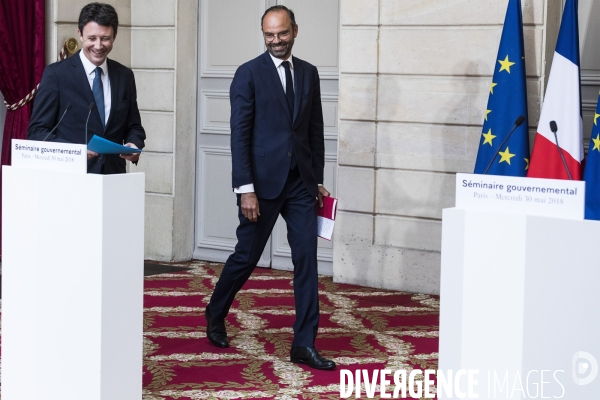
[{"xmin": 142, "ymin": 261, "xmax": 439, "ymax": 399}]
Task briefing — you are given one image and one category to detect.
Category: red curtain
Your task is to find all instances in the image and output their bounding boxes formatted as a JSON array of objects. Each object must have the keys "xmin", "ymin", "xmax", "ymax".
[{"xmin": 0, "ymin": 0, "xmax": 46, "ymax": 256}]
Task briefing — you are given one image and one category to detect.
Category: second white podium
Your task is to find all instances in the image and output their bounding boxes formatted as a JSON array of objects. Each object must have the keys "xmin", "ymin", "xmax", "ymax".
[
  {"xmin": 2, "ymin": 166, "xmax": 145, "ymax": 400},
  {"xmin": 439, "ymin": 207, "xmax": 600, "ymax": 398}
]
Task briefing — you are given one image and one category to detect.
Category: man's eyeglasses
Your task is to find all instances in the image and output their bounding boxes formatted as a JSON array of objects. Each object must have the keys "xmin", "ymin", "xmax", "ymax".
[{"xmin": 263, "ymin": 31, "xmax": 291, "ymax": 42}]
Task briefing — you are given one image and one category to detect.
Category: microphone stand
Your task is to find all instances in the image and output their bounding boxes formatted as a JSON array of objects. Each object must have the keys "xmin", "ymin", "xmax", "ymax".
[
  {"xmin": 483, "ymin": 115, "xmax": 526, "ymax": 174},
  {"xmin": 42, "ymin": 103, "xmax": 72, "ymax": 141},
  {"xmin": 85, "ymin": 102, "xmax": 95, "ymax": 146},
  {"xmin": 550, "ymin": 121, "xmax": 573, "ymax": 180}
]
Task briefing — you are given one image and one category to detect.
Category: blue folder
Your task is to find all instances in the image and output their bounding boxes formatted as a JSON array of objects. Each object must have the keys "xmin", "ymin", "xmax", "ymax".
[{"xmin": 87, "ymin": 135, "xmax": 142, "ymax": 154}]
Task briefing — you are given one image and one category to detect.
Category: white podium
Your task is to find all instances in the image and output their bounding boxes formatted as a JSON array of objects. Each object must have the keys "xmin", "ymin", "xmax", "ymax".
[
  {"xmin": 439, "ymin": 207, "xmax": 600, "ymax": 398},
  {"xmin": 2, "ymin": 166, "xmax": 145, "ymax": 399}
]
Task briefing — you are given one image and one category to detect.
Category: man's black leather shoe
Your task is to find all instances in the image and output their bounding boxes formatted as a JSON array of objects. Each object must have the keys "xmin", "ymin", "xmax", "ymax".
[
  {"xmin": 205, "ymin": 306, "xmax": 229, "ymax": 348},
  {"xmin": 290, "ymin": 346, "xmax": 336, "ymax": 370}
]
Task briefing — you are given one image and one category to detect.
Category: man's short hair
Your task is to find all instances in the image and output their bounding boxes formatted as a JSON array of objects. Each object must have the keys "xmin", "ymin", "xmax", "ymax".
[
  {"xmin": 78, "ymin": 3, "xmax": 119, "ymax": 36},
  {"xmin": 261, "ymin": 5, "xmax": 296, "ymax": 29}
]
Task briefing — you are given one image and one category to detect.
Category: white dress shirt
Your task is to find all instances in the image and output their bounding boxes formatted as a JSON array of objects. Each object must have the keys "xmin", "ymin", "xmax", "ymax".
[
  {"xmin": 270, "ymin": 52, "xmax": 295, "ymax": 93},
  {"xmin": 234, "ymin": 53, "xmax": 295, "ymax": 194},
  {"xmin": 79, "ymin": 50, "xmax": 111, "ymax": 126}
]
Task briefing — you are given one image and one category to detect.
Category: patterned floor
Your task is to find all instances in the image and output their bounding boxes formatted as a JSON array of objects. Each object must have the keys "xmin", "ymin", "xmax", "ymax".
[{"xmin": 142, "ymin": 261, "xmax": 440, "ymax": 399}]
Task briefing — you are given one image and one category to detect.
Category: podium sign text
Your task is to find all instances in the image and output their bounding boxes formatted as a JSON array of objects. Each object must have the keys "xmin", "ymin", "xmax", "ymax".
[
  {"xmin": 455, "ymin": 173, "xmax": 585, "ymax": 220},
  {"xmin": 12, "ymin": 139, "xmax": 86, "ymax": 174}
]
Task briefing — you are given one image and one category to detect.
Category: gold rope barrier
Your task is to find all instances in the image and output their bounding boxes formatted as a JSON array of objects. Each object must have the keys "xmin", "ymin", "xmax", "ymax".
[{"xmin": 3, "ymin": 38, "xmax": 79, "ymax": 111}]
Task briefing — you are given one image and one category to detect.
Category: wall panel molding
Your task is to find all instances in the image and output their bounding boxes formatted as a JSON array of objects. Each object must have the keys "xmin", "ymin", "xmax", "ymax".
[{"xmin": 200, "ymin": 0, "xmax": 267, "ymax": 78}]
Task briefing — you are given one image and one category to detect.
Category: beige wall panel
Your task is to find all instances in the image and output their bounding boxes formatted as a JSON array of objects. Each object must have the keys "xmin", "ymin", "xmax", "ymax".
[
  {"xmin": 201, "ymin": 90, "xmax": 231, "ymax": 134},
  {"xmin": 56, "ymin": 0, "xmax": 131, "ymax": 25},
  {"xmin": 376, "ymin": 122, "xmax": 480, "ymax": 173},
  {"xmin": 322, "ymin": 94, "xmax": 339, "ymax": 138},
  {"xmin": 374, "ymin": 215, "xmax": 442, "ymax": 252},
  {"xmin": 202, "ymin": 0, "xmax": 265, "ymax": 76},
  {"xmin": 376, "ymin": 169, "xmax": 455, "ymax": 219},
  {"xmin": 379, "ymin": 27, "xmax": 542, "ymax": 78},
  {"xmin": 323, "ymin": 157, "xmax": 338, "ymax": 198},
  {"xmin": 376, "ymin": 77, "xmax": 544, "ymax": 127},
  {"xmin": 172, "ymin": 0, "xmax": 199, "ymax": 261},
  {"xmin": 131, "ymin": 29, "xmax": 175, "ymax": 69},
  {"xmin": 134, "ymin": 70, "xmax": 175, "ymax": 111},
  {"xmin": 580, "ymin": 0, "xmax": 600, "ymax": 71},
  {"xmin": 131, "ymin": 0, "xmax": 176, "ymax": 26},
  {"xmin": 110, "ymin": 27, "xmax": 132, "ymax": 67},
  {"xmin": 338, "ymin": 121, "xmax": 376, "ymax": 167},
  {"xmin": 340, "ymin": 0, "xmax": 379, "ymax": 26},
  {"xmin": 339, "ymin": 28, "xmax": 378, "ymax": 74},
  {"xmin": 378, "ymin": 247, "xmax": 441, "ymax": 294},
  {"xmin": 333, "ymin": 242, "xmax": 441, "ymax": 294},
  {"xmin": 337, "ymin": 166, "xmax": 374, "ymax": 213},
  {"xmin": 332, "ymin": 213, "xmax": 375, "ymax": 286},
  {"xmin": 197, "ymin": 150, "xmax": 239, "ymax": 247},
  {"xmin": 144, "ymin": 194, "xmax": 174, "ymax": 261},
  {"xmin": 55, "ymin": 23, "xmax": 80, "ymax": 56},
  {"xmin": 380, "ymin": 0, "xmax": 544, "ymax": 26},
  {"xmin": 280, "ymin": 0, "xmax": 339, "ymax": 73},
  {"xmin": 333, "ymin": 212, "xmax": 373, "ymax": 244},
  {"xmin": 377, "ymin": 75, "xmax": 487, "ymax": 125},
  {"xmin": 140, "ymin": 112, "xmax": 174, "ymax": 153},
  {"xmin": 526, "ymin": 80, "xmax": 542, "ymax": 126},
  {"xmin": 56, "ymin": 22, "xmax": 79, "ymax": 43},
  {"xmin": 136, "ymin": 153, "xmax": 173, "ymax": 194},
  {"xmin": 339, "ymin": 75, "xmax": 377, "ymax": 120},
  {"xmin": 333, "ymin": 241, "xmax": 373, "ymax": 286}
]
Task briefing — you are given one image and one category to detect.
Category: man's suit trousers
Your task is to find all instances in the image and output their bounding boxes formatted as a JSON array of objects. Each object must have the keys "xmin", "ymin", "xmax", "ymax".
[{"xmin": 208, "ymin": 167, "xmax": 320, "ymax": 347}]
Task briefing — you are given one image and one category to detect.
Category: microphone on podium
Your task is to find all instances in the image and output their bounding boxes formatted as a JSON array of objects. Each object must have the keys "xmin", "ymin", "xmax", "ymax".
[
  {"xmin": 42, "ymin": 103, "xmax": 72, "ymax": 141},
  {"xmin": 550, "ymin": 120, "xmax": 573, "ymax": 180},
  {"xmin": 483, "ymin": 115, "xmax": 526, "ymax": 174},
  {"xmin": 85, "ymin": 101, "xmax": 95, "ymax": 146}
]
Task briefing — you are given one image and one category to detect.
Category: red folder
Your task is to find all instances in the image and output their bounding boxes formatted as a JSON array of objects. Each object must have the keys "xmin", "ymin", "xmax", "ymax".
[{"xmin": 317, "ymin": 196, "xmax": 337, "ymax": 240}]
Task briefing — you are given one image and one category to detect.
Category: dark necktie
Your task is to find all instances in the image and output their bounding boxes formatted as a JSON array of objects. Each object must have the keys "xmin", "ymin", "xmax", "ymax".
[
  {"xmin": 93, "ymin": 67, "xmax": 105, "ymax": 128},
  {"xmin": 281, "ymin": 61, "xmax": 297, "ymax": 169},
  {"xmin": 281, "ymin": 61, "xmax": 294, "ymax": 116}
]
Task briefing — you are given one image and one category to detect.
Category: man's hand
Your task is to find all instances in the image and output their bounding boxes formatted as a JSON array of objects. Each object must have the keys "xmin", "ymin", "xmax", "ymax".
[
  {"xmin": 318, "ymin": 186, "xmax": 330, "ymax": 207},
  {"xmin": 241, "ymin": 192, "xmax": 260, "ymax": 222},
  {"xmin": 87, "ymin": 149, "xmax": 99, "ymax": 160},
  {"xmin": 120, "ymin": 142, "xmax": 140, "ymax": 162}
]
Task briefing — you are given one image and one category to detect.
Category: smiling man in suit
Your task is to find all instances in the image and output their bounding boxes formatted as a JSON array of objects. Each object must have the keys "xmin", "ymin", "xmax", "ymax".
[
  {"xmin": 205, "ymin": 5, "xmax": 335, "ymax": 370},
  {"xmin": 28, "ymin": 2, "xmax": 145, "ymax": 174}
]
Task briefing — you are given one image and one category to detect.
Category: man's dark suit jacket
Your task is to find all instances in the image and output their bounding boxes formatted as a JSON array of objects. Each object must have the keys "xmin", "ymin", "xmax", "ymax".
[
  {"xmin": 230, "ymin": 51, "xmax": 324, "ymax": 199},
  {"xmin": 28, "ymin": 50, "xmax": 145, "ymax": 174}
]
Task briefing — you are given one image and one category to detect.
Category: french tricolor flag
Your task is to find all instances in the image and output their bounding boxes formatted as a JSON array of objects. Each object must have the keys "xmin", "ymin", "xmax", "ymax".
[{"xmin": 528, "ymin": 0, "xmax": 582, "ymax": 180}]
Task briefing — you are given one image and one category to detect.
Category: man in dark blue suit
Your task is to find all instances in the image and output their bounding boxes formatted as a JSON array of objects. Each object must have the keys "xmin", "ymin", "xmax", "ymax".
[
  {"xmin": 205, "ymin": 5, "xmax": 335, "ymax": 370},
  {"xmin": 28, "ymin": 3, "xmax": 145, "ymax": 174}
]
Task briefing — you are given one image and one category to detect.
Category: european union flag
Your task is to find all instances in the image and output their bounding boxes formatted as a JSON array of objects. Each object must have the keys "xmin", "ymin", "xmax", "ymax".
[
  {"xmin": 473, "ymin": 0, "xmax": 529, "ymax": 176},
  {"xmin": 583, "ymin": 93, "xmax": 600, "ymax": 219}
]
